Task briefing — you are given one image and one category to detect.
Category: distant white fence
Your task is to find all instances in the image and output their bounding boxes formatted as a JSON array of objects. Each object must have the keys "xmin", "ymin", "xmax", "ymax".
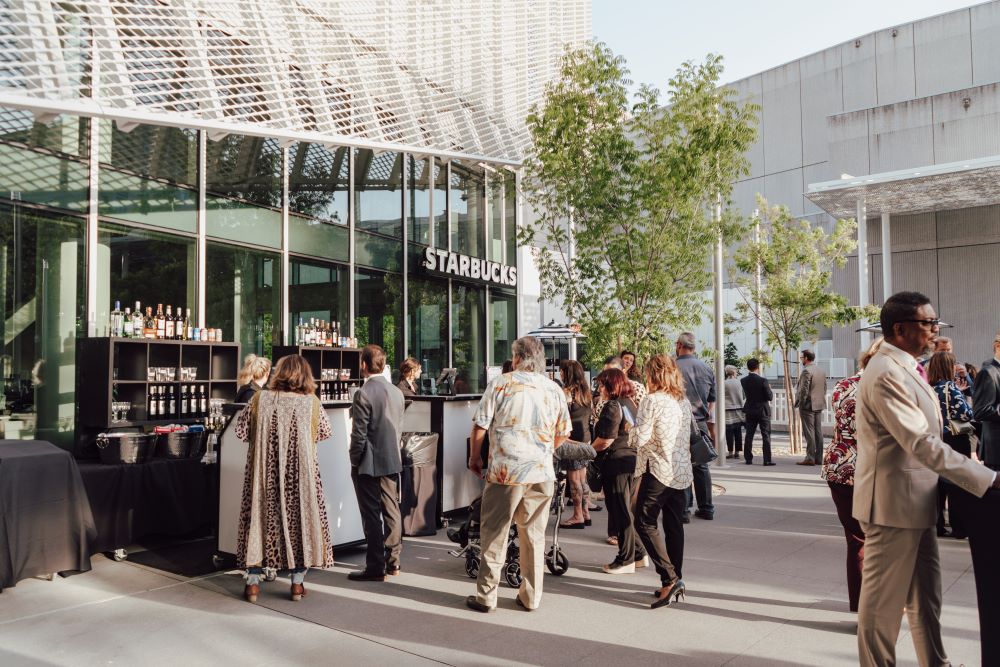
[{"xmin": 770, "ymin": 389, "xmax": 834, "ymax": 428}]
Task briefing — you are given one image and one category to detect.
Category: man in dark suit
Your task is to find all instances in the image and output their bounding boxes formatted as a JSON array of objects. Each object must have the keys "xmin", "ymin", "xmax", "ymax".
[
  {"xmin": 973, "ymin": 330, "xmax": 1000, "ymax": 469},
  {"xmin": 348, "ymin": 344, "xmax": 405, "ymax": 582},
  {"xmin": 741, "ymin": 358, "xmax": 774, "ymax": 466}
]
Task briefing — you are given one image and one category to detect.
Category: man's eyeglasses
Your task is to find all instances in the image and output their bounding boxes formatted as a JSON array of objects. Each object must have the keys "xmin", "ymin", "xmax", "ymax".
[{"xmin": 901, "ymin": 318, "xmax": 942, "ymax": 328}]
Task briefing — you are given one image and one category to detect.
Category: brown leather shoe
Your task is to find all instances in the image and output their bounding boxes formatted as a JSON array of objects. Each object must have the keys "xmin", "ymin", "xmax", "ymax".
[
  {"xmin": 795, "ymin": 460, "xmax": 815, "ymax": 466},
  {"xmin": 290, "ymin": 583, "xmax": 306, "ymax": 601},
  {"xmin": 244, "ymin": 584, "xmax": 259, "ymax": 603}
]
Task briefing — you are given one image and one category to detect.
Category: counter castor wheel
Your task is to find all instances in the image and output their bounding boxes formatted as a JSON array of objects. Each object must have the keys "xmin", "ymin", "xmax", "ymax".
[
  {"xmin": 264, "ymin": 568, "xmax": 277, "ymax": 582},
  {"xmin": 111, "ymin": 548, "xmax": 128, "ymax": 562},
  {"xmin": 211, "ymin": 554, "xmax": 224, "ymax": 569}
]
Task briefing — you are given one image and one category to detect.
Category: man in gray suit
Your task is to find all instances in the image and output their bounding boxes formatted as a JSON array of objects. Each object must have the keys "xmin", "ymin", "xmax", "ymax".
[
  {"xmin": 348, "ymin": 344, "xmax": 405, "ymax": 582},
  {"xmin": 853, "ymin": 291, "xmax": 1000, "ymax": 667},
  {"xmin": 972, "ymin": 330, "xmax": 1000, "ymax": 469},
  {"xmin": 795, "ymin": 349, "xmax": 826, "ymax": 466}
]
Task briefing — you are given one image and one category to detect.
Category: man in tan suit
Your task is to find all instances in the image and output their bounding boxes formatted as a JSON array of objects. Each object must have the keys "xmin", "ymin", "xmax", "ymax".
[
  {"xmin": 795, "ymin": 349, "xmax": 827, "ymax": 465},
  {"xmin": 854, "ymin": 291, "xmax": 1000, "ymax": 666}
]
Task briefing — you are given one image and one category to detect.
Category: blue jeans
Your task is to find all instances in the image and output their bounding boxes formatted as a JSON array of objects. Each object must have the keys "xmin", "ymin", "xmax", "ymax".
[{"xmin": 246, "ymin": 567, "xmax": 306, "ymax": 585}]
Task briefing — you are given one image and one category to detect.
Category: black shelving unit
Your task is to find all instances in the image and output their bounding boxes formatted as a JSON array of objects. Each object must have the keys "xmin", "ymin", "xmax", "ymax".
[
  {"xmin": 76, "ymin": 338, "xmax": 241, "ymax": 429},
  {"xmin": 271, "ymin": 345, "xmax": 363, "ymax": 401}
]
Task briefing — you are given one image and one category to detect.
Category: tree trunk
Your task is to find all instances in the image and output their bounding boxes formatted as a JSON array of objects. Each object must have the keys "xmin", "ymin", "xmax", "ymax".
[{"xmin": 781, "ymin": 348, "xmax": 799, "ymax": 455}]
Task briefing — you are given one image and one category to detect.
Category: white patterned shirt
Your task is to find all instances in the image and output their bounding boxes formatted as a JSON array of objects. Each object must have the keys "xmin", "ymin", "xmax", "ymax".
[{"xmin": 630, "ymin": 393, "xmax": 693, "ymax": 489}]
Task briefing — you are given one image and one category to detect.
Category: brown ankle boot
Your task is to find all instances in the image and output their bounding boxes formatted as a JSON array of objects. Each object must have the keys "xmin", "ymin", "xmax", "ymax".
[
  {"xmin": 244, "ymin": 584, "xmax": 259, "ymax": 603},
  {"xmin": 290, "ymin": 583, "xmax": 306, "ymax": 601}
]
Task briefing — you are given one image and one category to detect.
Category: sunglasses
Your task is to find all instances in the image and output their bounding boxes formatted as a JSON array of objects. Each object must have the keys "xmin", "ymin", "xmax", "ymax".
[{"xmin": 901, "ymin": 319, "xmax": 942, "ymax": 328}]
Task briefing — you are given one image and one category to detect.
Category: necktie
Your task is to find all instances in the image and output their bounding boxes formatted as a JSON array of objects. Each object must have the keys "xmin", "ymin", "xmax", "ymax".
[{"xmin": 917, "ymin": 363, "xmax": 929, "ymax": 383}]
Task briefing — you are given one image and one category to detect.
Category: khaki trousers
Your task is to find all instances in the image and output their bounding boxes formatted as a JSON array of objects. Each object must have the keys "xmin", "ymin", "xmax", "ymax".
[
  {"xmin": 475, "ymin": 481, "xmax": 553, "ymax": 609},
  {"xmin": 857, "ymin": 522, "xmax": 947, "ymax": 667}
]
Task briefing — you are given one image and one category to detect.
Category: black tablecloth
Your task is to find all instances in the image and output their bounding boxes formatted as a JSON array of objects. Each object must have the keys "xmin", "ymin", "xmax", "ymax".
[
  {"xmin": 948, "ymin": 484, "xmax": 1000, "ymax": 667},
  {"xmin": 77, "ymin": 458, "xmax": 216, "ymax": 553},
  {"xmin": 0, "ymin": 440, "xmax": 97, "ymax": 589}
]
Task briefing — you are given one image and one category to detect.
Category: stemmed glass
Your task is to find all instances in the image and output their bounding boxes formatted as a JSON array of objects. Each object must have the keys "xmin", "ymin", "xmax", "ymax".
[{"xmin": 111, "ymin": 401, "xmax": 131, "ymax": 423}]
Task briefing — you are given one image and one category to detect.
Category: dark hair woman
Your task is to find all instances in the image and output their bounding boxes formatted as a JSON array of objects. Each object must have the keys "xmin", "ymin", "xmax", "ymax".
[
  {"xmin": 621, "ymin": 350, "xmax": 642, "ymax": 382},
  {"xmin": 592, "ymin": 368, "xmax": 645, "ymax": 574},
  {"xmin": 235, "ymin": 354, "xmax": 334, "ymax": 603},
  {"xmin": 927, "ymin": 351, "xmax": 975, "ymax": 539},
  {"xmin": 398, "ymin": 357, "xmax": 422, "ymax": 396},
  {"xmin": 559, "ymin": 359, "xmax": 593, "ymax": 529}
]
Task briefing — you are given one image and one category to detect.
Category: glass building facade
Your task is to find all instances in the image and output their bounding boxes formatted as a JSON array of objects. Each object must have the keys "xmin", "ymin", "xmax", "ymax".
[{"xmin": 0, "ymin": 108, "xmax": 520, "ymax": 446}]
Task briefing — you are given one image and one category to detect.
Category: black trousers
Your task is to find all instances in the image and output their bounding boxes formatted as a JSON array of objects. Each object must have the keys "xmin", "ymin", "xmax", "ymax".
[
  {"xmin": 635, "ymin": 472, "xmax": 686, "ymax": 586},
  {"xmin": 937, "ymin": 433, "xmax": 972, "ymax": 536},
  {"xmin": 604, "ymin": 467, "xmax": 644, "ymax": 563},
  {"xmin": 351, "ymin": 469, "xmax": 402, "ymax": 574},
  {"xmin": 725, "ymin": 422, "xmax": 743, "ymax": 454},
  {"xmin": 828, "ymin": 481, "xmax": 865, "ymax": 612},
  {"xmin": 743, "ymin": 412, "xmax": 772, "ymax": 464}
]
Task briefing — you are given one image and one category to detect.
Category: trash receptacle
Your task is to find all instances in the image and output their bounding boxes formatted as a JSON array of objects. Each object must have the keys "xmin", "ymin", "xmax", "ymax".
[{"xmin": 400, "ymin": 432, "xmax": 439, "ymax": 536}]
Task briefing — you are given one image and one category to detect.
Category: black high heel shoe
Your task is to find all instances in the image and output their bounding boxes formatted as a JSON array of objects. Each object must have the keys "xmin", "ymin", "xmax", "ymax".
[{"xmin": 651, "ymin": 580, "xmax": 685, "ymax": 609}]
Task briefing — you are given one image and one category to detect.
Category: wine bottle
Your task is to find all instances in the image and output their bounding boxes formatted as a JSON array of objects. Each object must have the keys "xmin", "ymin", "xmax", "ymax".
[
  {"xmin": 148, "ymin": 386, "xmax": 159, "ymax": 417},
  {"xmin": 123, "ymin": 307, "xmax": 133, "ymax": 338},
  {"xmin": 167, "ymin": 385, "xmax": 176, "ymax": 417},
  {"xmin": 165, "ymin": 305, "xmax": 175, "ymax": 339},
  {"xmin": 180, "ymin": 385, "xmax": 189, "ymax": 416},
  {"xmin": 180, "ymin": 308, "xmax": 190, "ymax": 341},
  {"xmin": 144, "ymin": 307, "xmax": 157, "ymax": 339},
  {"xmin": 157, "ymin": 385, "xmax": 166, "ymax": 417},
  {"xmin": 155, "ymin": 304, "xmax": 166, "ymax": 339},
  {"xmin": 199, "ymin": 385, "xmax": 207, "ymax": 415}
]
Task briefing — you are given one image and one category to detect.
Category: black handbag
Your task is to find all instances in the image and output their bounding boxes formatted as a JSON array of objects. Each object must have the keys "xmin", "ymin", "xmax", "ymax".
[
  {"xmin": 689, "ymin": 414, "xmax": 718, "ymax": 465},
  {"xmin": 587, "ymin": 450, "xmax": 607, "ymax": 494},
  {"xmin": 944, "ymin": 386, "xmax": 976, "ymax": 438}
]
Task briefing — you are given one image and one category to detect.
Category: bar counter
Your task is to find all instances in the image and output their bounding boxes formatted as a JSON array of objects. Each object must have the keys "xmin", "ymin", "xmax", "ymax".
[{"xmin": 217, "ymin": 394, "xmax": 483, "ymax": 556}]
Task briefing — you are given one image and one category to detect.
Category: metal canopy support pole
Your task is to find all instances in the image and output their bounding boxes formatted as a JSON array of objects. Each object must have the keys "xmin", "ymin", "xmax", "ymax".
[
  {"xmin": 880, "ymin": 212, "xmax": 892, "ymax": 302},
  {"xmin": 568, "ymin": 210, "xmax": 577, "ymax": 361},
  {"xmin": 280, "ymin": 146, "xmax": 289, "ymax": 345},
  {"xmin": 857, "ymin": 197, "xmax": 870, "ymax": 347},
  {"xmin": 753, "ymin": 208, "xmax": 762, "ymax": 354},
  {"xmin": 713, "ymin": 193, "xmax": 726, "ymax": 468}
]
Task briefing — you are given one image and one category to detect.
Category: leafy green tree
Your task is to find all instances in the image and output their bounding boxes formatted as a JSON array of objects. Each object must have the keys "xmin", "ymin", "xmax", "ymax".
[
  {"xmin": 724, "ymin": 342, "xmax": 740, "ymax": 367},
  {"xmin": 521, "ymin": 43, "xmax": 758, "ymax": 364},
  {"xmin": 730, "ymin": 196, "xmax": 879, "ymax": 452}
]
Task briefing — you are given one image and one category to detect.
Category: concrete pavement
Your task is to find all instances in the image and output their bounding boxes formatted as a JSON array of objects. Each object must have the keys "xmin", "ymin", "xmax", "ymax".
[{"xmin": 0, "ymin": 447, "xmax": 983, "ymax": 666}]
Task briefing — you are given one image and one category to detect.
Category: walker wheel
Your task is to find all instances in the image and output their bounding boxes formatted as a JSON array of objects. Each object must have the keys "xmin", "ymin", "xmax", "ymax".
[
  {"xmin": 264, "ymin": 568, "xmax": 277, "ymax": 582},
  {"xmin": 465, "ymin": 556, "xmax": 480, "ymax": 579},
  {"xmin": 546, "ymin": 546, "xmax": 569, "ymax": 575},
  {"xmin": 504, "ymin": 561, "xmax": 522, "ymax": 588}
]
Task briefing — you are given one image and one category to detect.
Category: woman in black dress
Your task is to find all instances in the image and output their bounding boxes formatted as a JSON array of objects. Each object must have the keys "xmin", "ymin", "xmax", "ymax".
[
  {"xmin": 559, "ymin": 359, "xmax": 593, "ymax": 528},
  {"xmin": 235, "ymin": 354, "xmax": 271, "ymax": 404}
]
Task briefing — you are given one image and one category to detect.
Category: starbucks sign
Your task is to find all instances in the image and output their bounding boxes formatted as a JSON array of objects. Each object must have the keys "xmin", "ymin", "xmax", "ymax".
[{"xmin": 421, "ymin": 247, "xmax": 517, "ymax": 287}]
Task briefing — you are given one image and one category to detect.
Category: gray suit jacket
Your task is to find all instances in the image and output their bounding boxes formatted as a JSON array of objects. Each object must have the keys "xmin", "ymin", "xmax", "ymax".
[
  {"xmin": 350, "ymin": 375, "xmax": 404, "ymax": 477},
  {"xmin": 972, "ymin": 358, "xmax": 1000, "ymax": 468},
  {"xmin": 852, "ymin": 343, "xmax": 994, "ymax": 529},
  {"xmin": 794, "ymin": 363, "xmax": 826, "ymax": 412}
]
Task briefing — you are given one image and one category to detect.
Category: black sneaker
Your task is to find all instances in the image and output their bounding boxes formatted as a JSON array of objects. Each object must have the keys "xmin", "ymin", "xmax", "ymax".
[{"xmin": 694, "ymin": 510, "xmax": 714, "ymax": 520}]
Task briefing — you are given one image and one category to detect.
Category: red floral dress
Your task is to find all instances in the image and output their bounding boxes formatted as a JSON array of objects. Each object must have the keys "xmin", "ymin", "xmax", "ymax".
[{"xmin": 822, "ymin": 374, "xmax": 860, "ymax": 485}]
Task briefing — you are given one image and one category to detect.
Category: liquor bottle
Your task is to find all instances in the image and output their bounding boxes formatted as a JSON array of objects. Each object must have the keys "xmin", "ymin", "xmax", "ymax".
[
  {"xmin": 148, "ymin": 386, "xmax": 159, "ymax": 418},
  {"xmin": 179, "ymin": 308, "xmax": 190, "ymax": 340},
  {"xmin": 110, "ymin": 300, "xmax": 124, "ymax": 337},
  {"xmin": 157, "ymin": 385, "xmax": 166, "ymax": 417},
  {"xmin": 295, "ymin": 318, "xmax": 303, "ymax": 346},
  {"xmin": 198, "ymin": 384, "xmax": 207, "ymax": 415},
  {"xmin": 132, "ymin": 302, "xmax": 143, "ymax": 338},
  {"xmin": 155, "ymin": 304, "xmax": 166, "ymax": 339},
  {"xmin": 165, "ymin": 305, "xmax": 175, "ymax": 339},
  {"xmin": 143, "ymin": 307, "xmax": 157, "ymax": 339},
  {"xmin": 180, "ymin": 385, "xmax": 189, "ymax": 416},
  {"xmin": 167, "ymin": 385, "xmax": 176, "ymax": 417},
  {"xmin": 332, "ymin": 321, "xmax": 339, "ymax": 347},
  {"xmin": 123, "ymin": 307, "xmax": 134, "ymax": 338}
]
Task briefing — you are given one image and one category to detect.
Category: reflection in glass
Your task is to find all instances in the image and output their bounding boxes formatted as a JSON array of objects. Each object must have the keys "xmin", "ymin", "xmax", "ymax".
[
  {"xmin": 505, "ymin": 172, "xmax": 517, "ymax": 267},
  {"xmin": 354, "ymin": 269, "xmax": 403, "ymax": 379},
  {"xmin": 452, "ymin": 283, "xmax": 485, "ymax": 393},
  {"xmin": 355, "ymin": 149, "xmax": 402, "ymax": 237},
  {"xmin": 289, "ymin": 258, "xmax": 348, "ymax": 336},
  {"xmin": 489, "ymin": 173, "xmax": 503, "ymax": 262},
  {"xmin": 205, "ymin": 135, "xmax": 282, "ymax": 248},
  {"xmin": 433, "ymin": 160, "xmax": 447, "ymax": 249},
  {"xmin": 0, "ymin": 110, "xmax": 89, "ymax": 212},
  {"xmin": 289, "ymin": 215, "xmax": 349, "ymax": 263},
  {"xmin": 288, "ymin": 143, "xmax": 348, "ymax": 225},
  {"xmin": 0, "ymin": 203, "xmax": 85, "ymax": 448},
  {"xmin": 450, "ymin": 163, "xmax": 486, "ymax": 258},
  {"xmin": 97, "ymin": 223, "xmax": 196, "ymax": 333},
  {"xmin": 407, "ymin": 275, "xmax": 448, "ymax": 387},
  {"xmin": 490, "ymin": 290, "xmax": 517, "ymax": 367},
  {"xmin": 206, "ymin": 242, "xmax": 281, "ymax": 358},
  {"xmin": 99, "ymin": 120, "xmax": 198, "ymax": 232},
  {"xmin": 408, "ymin": 156, "xmax": 430, "ymax": 245}
]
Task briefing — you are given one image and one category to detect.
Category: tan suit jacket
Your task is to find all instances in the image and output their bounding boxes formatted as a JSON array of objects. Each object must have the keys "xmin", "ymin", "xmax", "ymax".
[{"xmin": 853, "ymin": 342, "xmax": 994, "ymax": 529}]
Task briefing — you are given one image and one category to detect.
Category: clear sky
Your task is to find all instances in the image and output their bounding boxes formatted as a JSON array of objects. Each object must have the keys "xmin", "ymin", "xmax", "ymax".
[{"xmin": 592, "ymin": 0, "xmax": 982, "ymax": 90}]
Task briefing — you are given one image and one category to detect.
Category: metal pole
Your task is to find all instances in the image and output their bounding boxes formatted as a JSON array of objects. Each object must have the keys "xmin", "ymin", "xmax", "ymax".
[
  {"xmin": 856, "ymin": 197, "xmax": 870, "ymax": 347},
  {"xmin": 752, "ymin": 208, "xmax": 762, "ymax": 354},
  {"xmin": 880, "ymin": 212, "xmax": 892, "ymax": 302},
  {"xmin": 713, "ymin": 193, "xmax": 726, "ymax": 468}
]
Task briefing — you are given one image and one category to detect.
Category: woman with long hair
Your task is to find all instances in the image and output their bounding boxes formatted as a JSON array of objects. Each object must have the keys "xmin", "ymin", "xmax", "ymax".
[
  {"xmin": 927, "ymin": 350, "xmax": 975, "ymax": 539},
  {"xmin": 397, "ymin": 357, "xmax": 422, "ymax": 396},
  {"xmin": 631, "ymin": 354, "xmax": 691, "ymax": 609},
  {"xmin": 593, "ymin": 368, "xmax": 647, "ymax": 573},
  {"xmin": 235, "ymin": 354, "xmax": 272, "ymax": 403},
  {"xmin": 235, "ymin": 354, "xmax": 335, "ymax": 603},
  {"xmin": 558, "ymin": 359, "xmax": 593, "ymax": 528}
]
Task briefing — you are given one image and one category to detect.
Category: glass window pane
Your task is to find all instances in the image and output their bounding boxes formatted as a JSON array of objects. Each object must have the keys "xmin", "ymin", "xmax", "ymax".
[
  {"xmin": 206, "ymin": 242, "xmax": 281, "ymax": 358},
  {"xmin": 0, "ymin": 203, "xmax": 86, "ymax": 448},
  {"xmin": 97, "ymin": 223, "xmax": 196, "ymax": 335},
  {"xmin": 408, "ymin": 156, "xmax": 430, "ymax": 245},
  {"xmin": 206, "ymin": 135, "xmax": 282, "ymax": 248},
  {"xmin": 355, "ymin": 149, "xmax": 402, "ymax": 237},
  {"xmin": 288, "ymin": 143, "xmax": 348, "ymax": 225},
  {"xmin": 490, "ymin": 289, "xmax": 517, "ymax": 367},
  {"xmin": 355, "ymin": 230, "xmax": 402, "ymax": 272},
  {"xmin": 505, "ymin": 172, "xmax": 517, "ymax": 267},
  {"xmin": 289, "ymin": 258, "xmax": 348, "ymax": 337},
  {"xmin": 98, "ymin": 120, "xmax": 198, "ymax": 232},
  {"xmin": 433, "ymin": 160, "xmax": 447, "ymax": 249},
  {"xmin": 489, "ymin": 174, "xmax": 503, "ymax": 262},
  {"xmin": 354, "ymin": 269, "xmax": 403, "ymax": 379},
  {"xmin": 289, "ymin": 216, "xmax": 349, "ymax": 263},
  {"xmin": 0, "ymin": 110, "xmax": 89, "ymax": 212},
  {"xmin": 452, "ymin": 283, "xmax": 485, "ymax": 393},
  {"xmin": 450, "ymin": 163, "xmax": 486, "ymax": 258},
  {"xmin": 408, "ymin": 275, "xmax": 448, "ymax": 387}
]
